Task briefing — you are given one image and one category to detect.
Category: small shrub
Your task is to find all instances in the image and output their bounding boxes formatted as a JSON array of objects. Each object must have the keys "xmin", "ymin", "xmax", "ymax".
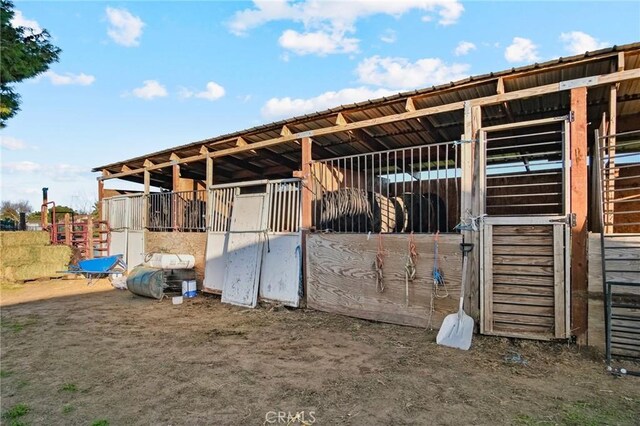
[
  {"xmin": 91, "ymin": 420, "xmax": 109, "ymax": 426},
  {"xmin": 62, "ymin": 404, "xmax": 74, "ymax": 414},
  {"xmin": 2, "ymin": 404, "xmax": 30, "ymax": 419},
  {"xmin": 60, "ymin": 383, "xmax": 78, "ymax": 392}
]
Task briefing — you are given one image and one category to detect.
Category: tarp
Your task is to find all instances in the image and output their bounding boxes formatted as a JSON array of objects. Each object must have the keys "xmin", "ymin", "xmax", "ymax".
[{"xmin": 126, "ymin": 266, "xmax": 167, "ymax": 299}]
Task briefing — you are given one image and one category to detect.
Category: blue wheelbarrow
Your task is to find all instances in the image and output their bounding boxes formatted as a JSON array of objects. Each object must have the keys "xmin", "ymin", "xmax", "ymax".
[{"xmin": 61, "ymin": 255, "xmax": 127, "ymax": 286}]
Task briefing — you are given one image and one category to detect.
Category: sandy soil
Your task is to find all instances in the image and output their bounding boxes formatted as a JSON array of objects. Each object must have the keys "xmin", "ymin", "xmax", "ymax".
[{"xmin": 1, "ymin": 279, "xmax": 639, "ymax": 425}]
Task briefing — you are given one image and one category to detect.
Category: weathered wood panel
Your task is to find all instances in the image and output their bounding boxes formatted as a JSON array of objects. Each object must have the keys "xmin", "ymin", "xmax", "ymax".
[
  {"xmin": 146, "ymin": 231, "xmax": 206, "ymax": 286},
  {"xmin": 306, "ymin": 233, "xmax": 462, "ymax": 328},
  {"xmin": 588, "ymin": 232, "xmax": 640, "ymax": 351}
]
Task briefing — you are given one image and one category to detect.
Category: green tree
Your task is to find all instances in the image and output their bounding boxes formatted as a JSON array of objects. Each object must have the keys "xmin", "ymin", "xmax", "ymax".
[{"xmin": 0, "ymin": 0, "xmax": 61, "ymax": 127}]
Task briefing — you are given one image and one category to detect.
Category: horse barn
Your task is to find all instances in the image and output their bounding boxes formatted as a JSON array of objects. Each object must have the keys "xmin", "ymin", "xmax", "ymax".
[{"xmin": 93, "ymin": 43, "xmax": 640, "ymax": 360}]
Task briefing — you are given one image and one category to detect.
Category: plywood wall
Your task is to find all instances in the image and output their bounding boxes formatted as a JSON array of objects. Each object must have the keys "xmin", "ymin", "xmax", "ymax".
[
  {"xmin": 145, "ymin": 231, "xmax": 207, "ymax": 285},
  {"xmin": 306, "ymin": 233, "xmax": 463, "ymax": 328}
]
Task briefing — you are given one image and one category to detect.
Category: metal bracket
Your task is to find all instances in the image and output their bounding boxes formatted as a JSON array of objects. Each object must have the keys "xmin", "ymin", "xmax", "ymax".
[
  {"xmin": 549, "ymin": 213, "xmax": 576, "ymax": 227},
  {"xmin": 568, "ymin": 111, "xmax": 575, "ymax": 122}
]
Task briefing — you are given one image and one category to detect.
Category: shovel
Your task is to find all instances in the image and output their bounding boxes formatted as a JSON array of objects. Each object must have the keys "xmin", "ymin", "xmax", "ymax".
[{"xmin": 436, "ymin": 241, "xmax": 474, "ymax": 350}]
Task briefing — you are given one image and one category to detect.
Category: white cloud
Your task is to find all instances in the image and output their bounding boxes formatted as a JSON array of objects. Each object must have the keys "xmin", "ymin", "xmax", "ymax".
[
  {"xmin": 1, "ymin": 161, "xmax": 87, "ymax": 182},
  {"xmin": 131, "ymin": 80, "xmax": 168, "ymax": 100},
  {"xmin": 261, "ymin": 86, "xmax": 397, "ymax": 119},
  {"xmin": 454, "ymin": 41, "xmax": 476, "ymax": 56},
  {"xmin": 504, "ymin": 37, "xmax": 540, "ymax": 63},
  {"xmin": 278, "ymin": 29, "xmax": 358, "ymax": 55},
  {"xmin": 229, "ymin": 0, "xmax": 464, "ymax": 55},
  {"xmin": 356, "ymin": 55, "xmax": 470, "ymax": 89},
  {"xmin": 106, "ymin": 7, "xmax": 145, "ymax": 47},
  {"xmin": 179, "ymin": 82, "xmax": 226, "ymax": 101},
  {"xmin": 560, "ymin": 31, "xmax": 609, "ymax": 55},
  {"xmin": 380, "ymin": 29, "xmax": 397, "ymax": 44},
  {"xmin": 0, "ymin": 136, "xmax": 28, "ymax": 151},
  {"xmin": 2, "ymin": 161, "xmax": 41, "ymax": 173},
  {"xmin": 10, "ymin": 10, "xmax": 42, "ymax": 34},
  {"xmin": 44, "ymin": 71, "xmax": 95, "ymax": 86}
]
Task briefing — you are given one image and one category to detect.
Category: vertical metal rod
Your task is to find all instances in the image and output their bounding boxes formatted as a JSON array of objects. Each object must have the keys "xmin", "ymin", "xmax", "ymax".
[
  {"xmin": 386, "ymin": 151, "xmax": 390, "ymax": 232},
  {"xmin": 436, "ymin": 144, "xmax": 441, "ymax": 232},
  {"xmin": 356, "ymin": 156, "xmax": 361, "ymax": 233},
  {"xmin": 418, "ymin": 146, "xmax": 422, "ymax": 233},
  {"xmin": 350, "ymin": 156, "xmax": 355, "ymax": 232},
  {"xmin": 455, "ymin": 144, "xmax": 459, "ymax": 230},
  {"xmin": 364, "ymin": 154, "xmax": 368, "ymax": 232},
  {"xmin": 446, "ymin": 144, "xmax": 449, "ymax": 231},
  {"xmin": 427, "ymin": 146, "xmax": 432, "ymax": 232}
]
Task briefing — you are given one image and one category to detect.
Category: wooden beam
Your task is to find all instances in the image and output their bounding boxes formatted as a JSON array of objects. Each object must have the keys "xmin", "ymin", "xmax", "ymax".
[
  {"xmin": 143, "ymin": 169, "xmax": 150, "ymax": 230},
  {"xmin": 337, "ymin": 111, "xmax": 388, "ymax": 150},
  {"xmin": 99, "ymin": 68, "xmax": 640, "ymax": 181},
  {"xmin": 143, "ymin": 159, "xmax": 154, "ymax": 168},
  {"xmin": 121, "ymin": 164, "xmax": 132, "ymax": 173},
  {"xmin": 281, "ymin": 125, "xmax": 293, "ymax": 137},
  {"xmin": 570, "ymin": 86, "xmax": 588, "ymax": 345},
  {"xmin": 97, "ymin": 179, "xmax": 104, "ymax": 220},
  {"xmin": 496, "ymin": 77, "xmax": 514, "ymax": 122},
  {"xmin": 301, "ymin": 137, "xmax": 312, "ymax": 230},
  {"xmin": 464, "ymin": 103, "xmax": 482, "ymax": 325}
]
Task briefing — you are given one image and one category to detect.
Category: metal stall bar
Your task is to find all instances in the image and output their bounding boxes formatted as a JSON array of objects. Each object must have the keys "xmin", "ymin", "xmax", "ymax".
[
  {"xmin": 311, "ymin": 141, "xmax": 460, "ymax": 234},
  {"xmin": 596, "ymin": 129, "xmax": 640, "ymax": 373}
]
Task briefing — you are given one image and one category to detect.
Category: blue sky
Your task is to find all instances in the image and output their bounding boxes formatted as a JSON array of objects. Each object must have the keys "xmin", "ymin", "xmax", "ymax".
[{"xmin": 1, "ymin": 0, "xmax": 639, "ymax": 211}]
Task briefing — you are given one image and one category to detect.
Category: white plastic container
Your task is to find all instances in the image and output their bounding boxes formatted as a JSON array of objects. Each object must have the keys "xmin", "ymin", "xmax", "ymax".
[
  {"xmin": 172, "ymin": 296, "xmax": 183, "ymax": 305},
  {"xmin": 181, "ymin": 280, "xmax": 197, "ymax": 298},
  {"xmin": 145, "ymin": 253, "xmax": 195, "ymax": 270}
]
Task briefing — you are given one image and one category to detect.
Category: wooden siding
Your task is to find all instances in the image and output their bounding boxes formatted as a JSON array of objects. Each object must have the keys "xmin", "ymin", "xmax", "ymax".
[{"xmin": 306, "ymin": 233, "xmax": 462, "ymax": 328}]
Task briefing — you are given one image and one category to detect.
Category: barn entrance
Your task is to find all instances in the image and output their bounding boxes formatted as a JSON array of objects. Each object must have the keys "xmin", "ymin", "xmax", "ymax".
[
  {"xmin": 479, "ymin": 117, "xmax": 572, "ymax": 340},
  {"xmin": 203, "ymin": 179, "xmax": 302, "ymax": 307}
]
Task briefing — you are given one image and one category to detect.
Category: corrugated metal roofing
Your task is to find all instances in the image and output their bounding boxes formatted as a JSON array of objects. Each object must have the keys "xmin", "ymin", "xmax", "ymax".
[{"xmin": 94, "ymin": 42, "xmax": 640, "ymax": 187}]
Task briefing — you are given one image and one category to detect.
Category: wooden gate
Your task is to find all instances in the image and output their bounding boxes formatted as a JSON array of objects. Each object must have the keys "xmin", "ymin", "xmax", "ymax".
[{"xmin": 479, "ymin": 117, "xmax": 571, "ymax": 340}]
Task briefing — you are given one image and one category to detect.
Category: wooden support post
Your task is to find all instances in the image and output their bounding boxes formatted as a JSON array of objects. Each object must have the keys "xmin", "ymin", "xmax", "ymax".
[
  {"xmin": 204, "ymin": 149, "xmax": 214, "ymax": 231},
  {"xmin": 604, "ymin": 83, "xmax": 618, "ymax": 233},
  {"xmin": 142, "ymin": 169, "xmax": 150, "ymax": 231},
  {"xmin": 171, "ymin": 154, "xmax": 180, "ymax": 231},
  {"xmin": 570, "ymin": 86, "xmax": 588, "ymax": 344},
  {"xmin": 87, "ymin": 216, "xmax": 94, "ymax": 259},
  {"xmin": 97, "ymin": 179, "xmax": 104, "ymax": 221},
  {"xmin": 64, "ymin": 213, "xmax": 71, "ymax": 246},
  {"xmin": 301, "ymin": 137, "xmax": 313, "ymax": 230},
  {"xmin": 461, "ymin": 103, "xmax": 484, "ymax": 324}
]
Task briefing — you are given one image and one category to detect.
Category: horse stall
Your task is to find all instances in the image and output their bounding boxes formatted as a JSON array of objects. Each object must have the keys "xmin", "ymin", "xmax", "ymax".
[
  {"xmin": 203, "ymin": 179, "xmax": 302, "ymax": 308},
  {"xmin": 102, "ymin": 193, "xmax": 145, "ymax": 271},
  {"xmin": 306, "ymin": 142, "xmax": 464, "ymax": 328}
]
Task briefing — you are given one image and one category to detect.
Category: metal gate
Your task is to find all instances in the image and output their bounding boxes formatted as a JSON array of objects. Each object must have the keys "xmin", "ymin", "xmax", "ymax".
[
  {"xmin": 596, "ymin": 129, "xmax": 640, "ymax": 368},
  {"xmin": 203, "ymin": 179, "xmax": 302, "ymax": 307},
  {"xmin": 480, "ymin": 117, "xmax": 572, "ymax": 340},
  {"xmin": 103, "ymin": 194, "xmax": 145, "ymax": 271}
]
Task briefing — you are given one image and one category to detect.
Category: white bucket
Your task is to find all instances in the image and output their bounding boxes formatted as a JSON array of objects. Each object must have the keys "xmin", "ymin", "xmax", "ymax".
[
  {"xmin": 182, "ymin": 280, "xmax": 197, "ymax": 298},
  {"xmin": 145, "ymin": 253, "xmax": 195, "ymax": 270}
]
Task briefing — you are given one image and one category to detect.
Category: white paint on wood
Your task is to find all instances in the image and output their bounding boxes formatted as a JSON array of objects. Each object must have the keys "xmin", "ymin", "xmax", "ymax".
[
  {"xmin": 221, "ymin": 194, "xmax": 268, "ymax": 308},
  {"xmin": 259, "ymin": 234, "xmax": 301, "ymax": 307},
  {"xmin": 203, "ymin": 232, "xmax": 228, "ymax": 293}
]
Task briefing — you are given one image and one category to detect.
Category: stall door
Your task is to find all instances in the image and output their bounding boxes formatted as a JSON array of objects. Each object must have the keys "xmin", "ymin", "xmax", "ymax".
[
  {"xmin": 203, "ymin": 187, "xmax": 234, "ymax": 293},
  {"xmin": 479, "ymin": 117, "xmax": 571, "ymax": 340},
  {"xmin": 104, "ymin": 195, "xmax": 145, "ymax": 271},
  {"xmin": 221, "ymin": 192, "xmax": 269, "ymax": 308}
]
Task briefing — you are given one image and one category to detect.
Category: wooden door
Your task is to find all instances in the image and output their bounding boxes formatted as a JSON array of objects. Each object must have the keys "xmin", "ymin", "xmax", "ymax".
[
  {"xmin": 481, "ymin": 217, "xmax": 569, "ymax": 339},
  {"xmin": 478, "ymin": 116, "xmax": 572, "ymax": 340}
]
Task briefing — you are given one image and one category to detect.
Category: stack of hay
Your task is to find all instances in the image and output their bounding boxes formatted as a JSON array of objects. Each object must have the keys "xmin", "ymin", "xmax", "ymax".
[{"xmin": 0, "ymin": 231, "xmax": 71, "ymax": 282}]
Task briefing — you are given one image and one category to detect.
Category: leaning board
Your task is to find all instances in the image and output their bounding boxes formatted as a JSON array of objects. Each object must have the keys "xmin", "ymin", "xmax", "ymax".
[{"xmin": 306, "ymin": 233, "xmax": 462, "ymax": 328}]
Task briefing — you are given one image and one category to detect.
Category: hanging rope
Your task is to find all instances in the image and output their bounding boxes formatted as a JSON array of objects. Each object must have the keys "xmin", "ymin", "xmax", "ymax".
[
  {"xmin": 374, "ymin": 232, "xmax": 385, "ymax": 293},
  {"xmin": 405, "ymin": 232, "xmax": 418, "ymax": 307},
  {"xmin": 427, "ymin": 232, "xmax": 449, "ymax": 330}
]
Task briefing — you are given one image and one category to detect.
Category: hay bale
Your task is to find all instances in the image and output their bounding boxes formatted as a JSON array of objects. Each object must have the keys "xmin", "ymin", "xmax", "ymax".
[
  {"xmin": 0, "ymin": 244, "xmax": 71, "ymax": 282},
  {"xmin": 0, "ymin": 231, "xmax": 50, "ymax": 247}
]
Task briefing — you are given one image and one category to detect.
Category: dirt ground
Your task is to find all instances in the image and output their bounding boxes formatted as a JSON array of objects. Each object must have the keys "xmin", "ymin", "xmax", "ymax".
[{"xmin": 1, "ymin": 279, "xmax": 639, "ymax": 426}]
